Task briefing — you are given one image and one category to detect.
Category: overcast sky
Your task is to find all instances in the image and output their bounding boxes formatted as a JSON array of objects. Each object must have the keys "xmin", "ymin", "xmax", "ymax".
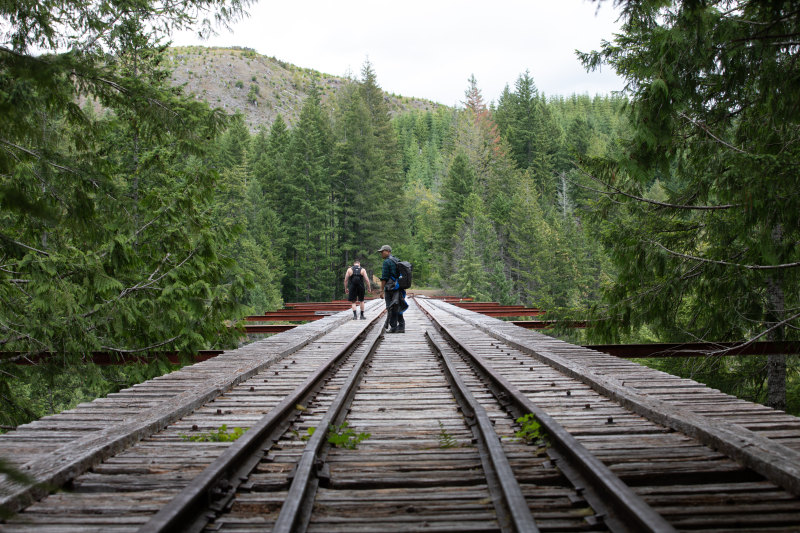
[{"xmin": 171, "ymin": 0, "xmax": 626, "ymax": 106}]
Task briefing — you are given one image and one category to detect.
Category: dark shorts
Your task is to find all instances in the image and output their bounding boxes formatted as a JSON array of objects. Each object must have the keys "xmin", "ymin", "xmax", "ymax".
[{"xmin": 348, "ymin": 285, "xmax": 365, "ymax": 302}]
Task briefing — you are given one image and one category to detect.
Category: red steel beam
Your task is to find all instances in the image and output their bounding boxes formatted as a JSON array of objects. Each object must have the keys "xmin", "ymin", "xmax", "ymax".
[{"xmin": 284, "ymin": 300, "xmax": 353, "ymax": 305}]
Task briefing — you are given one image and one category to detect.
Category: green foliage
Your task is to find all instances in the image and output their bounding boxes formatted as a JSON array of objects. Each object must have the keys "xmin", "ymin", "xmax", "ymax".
[
  {"xmin": 1, "ymin": 359, "xmax": 179, "ymax": 428},
  {"xmin": 440, "ymin": 153, "xmax": 475, "ymax": 250},
  {"xmin": 247, "ymin": 83, "xmax": 259, "ymax": 103},
  {"xmin": 300, "ymin": 422, "xmax": 370, "ymax": 449},
  {"xmin": 514, "ymin": 413, "xmax": 545, "ymax": 444},
  {"xmin": 494, "ymin": 71, "xmax": 564, "ymax": 196},
  {"xmin": 327, "ymin": 61, "xmax": 409, "ymax": 296},
  {"xmin": 180, "ymin": 424, "xmax": 247, "ymax": 442},
  {"xmin": 0, "ymin": 0, "xmax": 257, "ymax": 425},
  {"xmin": 580, "ymin": 1, "xmax": 800, "ymax": 408},
  {"xmin": 326, "ymin": 421, "xmax": 370, "ymax": 449},
  {"xmin": 279, "ymin": 82, "xmax": 334, "ymax": 302},
  {"xmin": 437, "ymin": 420, "xmax": 458, "ymax": 448},
  {"xmin": 297, "ymin": 426, "xmax": 314, "ymax": 440}
]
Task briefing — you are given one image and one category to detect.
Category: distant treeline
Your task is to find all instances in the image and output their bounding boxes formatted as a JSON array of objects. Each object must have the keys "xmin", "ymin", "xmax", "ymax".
[{"xmin": 224, "ymin": 68, "xmax": 628, "ymax": 315}]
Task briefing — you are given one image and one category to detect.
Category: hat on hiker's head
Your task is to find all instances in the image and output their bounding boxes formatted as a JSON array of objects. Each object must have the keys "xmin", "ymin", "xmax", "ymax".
[{"xmin": 376, "ymin": 245, "xmax": 391, "ymax": 253}]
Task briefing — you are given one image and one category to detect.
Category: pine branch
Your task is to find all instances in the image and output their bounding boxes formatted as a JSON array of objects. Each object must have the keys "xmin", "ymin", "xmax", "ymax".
[
  {"xmin": 0, "ymin": 139, "xmax": 80, "ymax": 176},
  {"xmin": 100, "ymin": 334, "xmax": 181, "ymax": 354},
  {"xmin": 719, "ymin": 310, "xmax": 800, "ymax": 353},
  {"xmin": 572, "ymin": 168, "xmax": 741, "ymax": 210},
  {"xmin": 0, "ymin": 236, "xmax": 50, "ymax": 257},
  {"xmin": 83, "ymin": 250, "xmax": 196, "ymax": 319},
  {"xmin": 647, "ymin": 239, "xmax": 800, "ymax": 270},
  {"xmin": 0, "ymin": 320, "xmax": 49, "ymax": 358},
  {"xmin": 677, "ymin": 112, "xmax": 750, "ymax": 154}
]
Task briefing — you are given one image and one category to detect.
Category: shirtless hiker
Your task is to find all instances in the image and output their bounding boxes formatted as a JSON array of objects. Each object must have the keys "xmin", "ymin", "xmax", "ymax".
[{"xmin": 344, "ymin": 260, "xmax": 371, "ymax": 319}]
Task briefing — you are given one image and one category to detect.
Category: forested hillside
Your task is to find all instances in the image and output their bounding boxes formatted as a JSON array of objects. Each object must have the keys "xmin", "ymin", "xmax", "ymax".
[
  {"xmin": 1, "ymin": 0, "xmax": 798, "ymax": 430},
  {"xmin": 167, "ymin": 46, "xmax": 441, "ymax": 129},
  {"xmin": 215, "ymin": 65, "xmax": 629, "ymax": 307}
]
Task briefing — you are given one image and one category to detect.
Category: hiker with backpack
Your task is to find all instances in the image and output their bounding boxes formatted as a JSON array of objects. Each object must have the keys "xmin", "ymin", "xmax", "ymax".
[
  {"xmin": 344, "ymin": 260, "xmax": 371, "ymax": 320},
  {"xmin": 377, "ymin": 244, "xmax": 410, "ymax": 333}
]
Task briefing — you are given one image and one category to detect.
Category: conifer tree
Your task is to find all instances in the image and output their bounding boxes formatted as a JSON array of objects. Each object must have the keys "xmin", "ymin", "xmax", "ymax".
[
  {"xmin": 494, "ymin": 71, "xmax": 564, "ymax": 201},
  {"xmin": 452, "ymin": 232, "xmax": 491, "ymax": 302},
  {"xmin": 403, "ymin": 182, "xmax": 439, "ymax": 285},
  {"xmin": 330, "ymin": 63, "xmax": 407, "ymax": 288},
  {"xmin": 249, "ymin": 116, "xmax": 290, "ymax": 287},
  {"xmin": 581, "ymin": 0, "xmax": 800, "ymax": 409},
  {"xmin": 357, "ymin": 61, "xmax": 407, "ymax": 246},
  {"xmin": 280, "ymin": 83, "xmax": 334, "ymax": 301},
  {"xmin": 0, "ymin": 7, "xmax": 247, "ymax": 354},
  {"xmin": 440, "ymin": 153, "xmax": 475, "ymax": 252},
  {"xmin": 218, "ymin": 113, "xmax": 251, "ymax": 169},
  {"xmin": 507, "ymin": 180, "xmax": 555, "ymax": 307},
  {"xmin": 214, "ymin": 160, "xmax": 281, "ymax": 313},
  {"xmin": 0, "ymin": 0, "xmax": 253, "ymax": 422},
  {"xmin": 451, "ymin": 193, "xmax": 511, "ymax": 303},
  {"xmin": 252, "ymin": 115, "xmax": 291, "ymax": 212},
  {"xmin": 331, "ymin": 79, "xmax": 374, "ymax": 267}
]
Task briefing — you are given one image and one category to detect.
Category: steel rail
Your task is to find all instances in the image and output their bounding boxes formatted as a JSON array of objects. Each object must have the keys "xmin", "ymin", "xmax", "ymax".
[
  {"xmin": 416, "ymin": 298, "xmax": 675, "ymax": 533},
  {"xmin": 272, "ymin": 320, "xmax": 384, "ymax": 532},
  {"xmin": 425, "ymin": 330, "xmax": 539, "ymax": 533},
  {"xmin": 140, "ymin": 313, "xmax": 384, "ymax": 533},
  {"xmin": 1, "ymin": 310, "xmax": 365, "ymax": 516},
  {"xmin": 429, "ymin": 297, "xmax": 800, "ymax": 498}
]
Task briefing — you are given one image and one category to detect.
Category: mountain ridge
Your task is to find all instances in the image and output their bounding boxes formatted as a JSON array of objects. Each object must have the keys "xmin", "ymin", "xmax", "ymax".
[{"xmin": 167, "ymin": 45, "xmax": 444, "ymax": 130}]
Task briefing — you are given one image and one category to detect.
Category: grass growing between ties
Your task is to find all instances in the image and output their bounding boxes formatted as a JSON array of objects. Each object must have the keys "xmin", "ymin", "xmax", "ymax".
[
  {"xmin": 327, "ymin": 422, "xmax": 370, "ymax": 449},
  {"xmin": 180, "ymin": 424, "xmax": 248, "ymax": 442},
  {"xmin": 437, "ymin": 420, "xmax": 458, "ymax": 448},
  {"xmin": 300, "ymin": 422, "xmax": 370, "ymax": 449},
  {"xmin": 514, "ymin": 414, "xmax": 546, "ymax": 445}
]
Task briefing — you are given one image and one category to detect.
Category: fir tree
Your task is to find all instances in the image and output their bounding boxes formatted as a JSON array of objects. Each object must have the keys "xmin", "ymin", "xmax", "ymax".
[
  {"xmin": 440, "ymin": 153, "xmax": 475, "ymax": 252},
  {"xmin": 581, "ymin": 0, "xmax": 800, "ymax": 409},
  {"xmin": 0, "ymin": 0, "xmax": 252, "ymax": 422},
  {"xmin": 357, "ymin": 60, "xmax": 407, "ymax": 246},
  {"xmin": 494, "ymin": 71, "xmax": 564, "ymax": 201},
  {"xmin": 280, "ymin": 83, "xmax": 334, "ymax": 301}
]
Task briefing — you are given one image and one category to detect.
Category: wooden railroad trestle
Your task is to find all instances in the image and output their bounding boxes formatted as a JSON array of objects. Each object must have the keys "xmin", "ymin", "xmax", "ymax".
[{"xmin": 1, "ymin": 297, "xmax": 800, "ymax": 531}]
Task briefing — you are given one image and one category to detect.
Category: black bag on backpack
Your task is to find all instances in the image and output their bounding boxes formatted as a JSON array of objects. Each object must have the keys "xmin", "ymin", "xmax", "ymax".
[
  {"xmin": 391, "ymin": 257, "xmax": 413, "ymax": 289},
  {"xmin": 350, "ymin": 265, "xmax": 364, "ymax": 288}
]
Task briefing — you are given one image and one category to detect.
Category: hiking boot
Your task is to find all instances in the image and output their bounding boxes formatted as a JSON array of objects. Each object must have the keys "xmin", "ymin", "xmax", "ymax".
[
  {"xmin": 396, "ymin": 327, "xmax": 405, "ymax": 333},
  {"xmin": 360, "ymin": 314, "xmax": 366, "ymax": 320}
]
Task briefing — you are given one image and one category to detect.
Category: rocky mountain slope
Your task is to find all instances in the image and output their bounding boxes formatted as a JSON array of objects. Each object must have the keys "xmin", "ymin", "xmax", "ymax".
[{"xmin": 167, "ymin": 46, "xmax": 442, "ymax": 130}]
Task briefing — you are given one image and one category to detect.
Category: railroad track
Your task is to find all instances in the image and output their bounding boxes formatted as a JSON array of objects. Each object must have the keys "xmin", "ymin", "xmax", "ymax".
[{"xmin": 1, "ymin": 298, "xmax": 800, "ymax": 531}]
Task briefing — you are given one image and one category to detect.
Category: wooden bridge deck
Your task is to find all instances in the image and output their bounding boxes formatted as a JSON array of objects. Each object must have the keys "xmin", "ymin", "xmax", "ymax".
[{"xmin": 1, "ymin": 297, "xmax": 799, "ymax": 531}]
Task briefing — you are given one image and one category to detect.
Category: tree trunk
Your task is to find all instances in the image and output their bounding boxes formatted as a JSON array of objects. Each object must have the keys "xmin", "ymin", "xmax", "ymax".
[
  {"xmin": 766, "ymin": 353, "xmax": 786, "ymax": 411},
  {"xmin": 766, "ymin": 224, "xmax": 786, "ymax": 411}
]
